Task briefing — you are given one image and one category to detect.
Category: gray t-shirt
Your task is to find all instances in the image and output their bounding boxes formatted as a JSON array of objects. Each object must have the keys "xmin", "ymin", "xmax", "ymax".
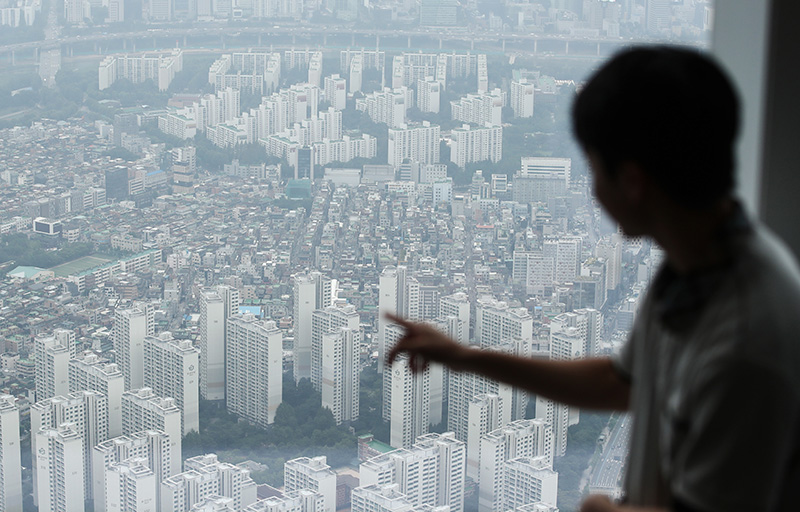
[{"xmin": 615, "ymin": 221, "xmax": 800, "ymax": 511}]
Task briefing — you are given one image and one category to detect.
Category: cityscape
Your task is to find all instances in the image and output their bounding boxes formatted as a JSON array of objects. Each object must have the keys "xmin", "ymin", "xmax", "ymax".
[{"xmin": 0, "ymin": 1, "xmax": 711, "ymax": 511}]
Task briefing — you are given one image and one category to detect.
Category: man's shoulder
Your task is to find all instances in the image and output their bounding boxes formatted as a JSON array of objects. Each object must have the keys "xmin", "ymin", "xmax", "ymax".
[
  {"xmin": 735, "ymin": 223, "xmax": 800, "ymax": 305},
  {"xmin": 720, "ymin": 222, "xmax": 800, "ymax": 386}
]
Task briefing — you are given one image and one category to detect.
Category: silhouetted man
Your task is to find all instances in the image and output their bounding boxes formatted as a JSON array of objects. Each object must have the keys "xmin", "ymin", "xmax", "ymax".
[{"xmin": 387, "ymin": 47, "xmax": 800, "ymax": 512}]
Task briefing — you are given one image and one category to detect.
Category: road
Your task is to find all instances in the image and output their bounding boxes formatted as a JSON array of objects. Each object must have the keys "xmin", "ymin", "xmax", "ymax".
[
  {"xmin": 588, "ymin": 413, "xmax": 631, "ymax": 498},
  {"xmin": 0, "ymin": 23, "xmax": 677, "ymax": 57}
]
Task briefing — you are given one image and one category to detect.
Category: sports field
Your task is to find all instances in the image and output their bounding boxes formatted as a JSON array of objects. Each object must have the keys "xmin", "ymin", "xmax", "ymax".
[{"xmin": 50, "ymin": 255, "xmax": 113, "ymax": 277}]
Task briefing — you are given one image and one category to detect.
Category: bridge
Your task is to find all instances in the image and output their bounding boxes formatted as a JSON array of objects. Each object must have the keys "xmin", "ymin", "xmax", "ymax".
[{"xmin": 0, "ymin": 24, "xmax": 669, "ymax": 67}]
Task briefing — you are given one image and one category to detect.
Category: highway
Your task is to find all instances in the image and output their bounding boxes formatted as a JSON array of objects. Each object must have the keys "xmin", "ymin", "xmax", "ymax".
[
  {"xmin": 0, "ymin": 23, "xmax": 670, "ymax": 58},
  {"xmin": 588, "ymin": 413, "xmax": 632, "ymax": 498}
]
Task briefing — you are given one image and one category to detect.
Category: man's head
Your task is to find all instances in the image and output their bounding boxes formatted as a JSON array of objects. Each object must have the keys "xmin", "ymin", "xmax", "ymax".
[{"xmin": 572, "ymin": 46, "xmax": 740, "ymax": 212}]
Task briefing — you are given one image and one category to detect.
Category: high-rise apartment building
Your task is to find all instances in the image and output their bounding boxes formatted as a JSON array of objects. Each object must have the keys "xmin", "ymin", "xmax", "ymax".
[
  {"xmin": 535, "ymin": 311, "xmax": 596, "ymax": 457},
  {"xmin": 450, "ymin": 124, "xmax": 502, "ymax": 168},
  {"xmin": 245, "ymin": 489, "xmax": 325, "ymax": 512},
  {"xmin": 324, "ymin": 74, "xmax": 347, "ymax": 111},
  {"xmin": 32, "ymin": 391, "xmax": 109, "ymax": 504},
  {"xmin": 465, "ymin": 393, "xmax": 506, "ymax": 480},
  {"xmin": 544, "ymin": 236, "xmax": 582, "ymax": 285},
  {"xmin": 284, "ymin": 457, "xmax": 337, "ymax": 512},
  {"xmin": 121, "ymin": 388, "xmax": 182, "ymax": 476},
  {"xmin": 388, "ymin": 351, "xmax": 431, "ymax": 449},
  {"xmin": 355, "ymin": 87, "xmax": 413, "ymax": 128},
  {"xmin": 35, "ymin": 328, "xmax": 75, "ymax": 402},
  {"xmin": 595, "ymin": 235, "xmax": 623, "ymax": 294},
  {"xmin": 437, "ymin": 292, "xmax": 470, "ymax": 344},
  {"xmin": 417, "ymin": 77, "xmax": 441, "ymax": 114},
  {"xmin": 321, "ymin": 328, "xmax": 360, "ymax": 424},
  {"xmin": 226, "ymin": 314, "xmax": 283, "ymax": 427},
  {"xmin": 310, "ymin": 303, "xmax": 359, "ymax": 393},
  {"xmin": 161, "ymin": 454, "xmax": 257, "ymax": 512},
  {"xmin": 198, "ymin": 284, "xmax": 240, "ymax": 400},
  {"xmin": 474, "ymin": 297, "xmax": 533, "ymax": 348},
  {"xmin": 450, "ymin": 89, "xmax": 505, "ymax": 127},
  {"xmin": 35, "ymin": 424, "xmax": 85, "ymax": 512},
  {"xmin": 143, "ymin": 332, "xmax": 200, "ymax": 435},
  {"xmin": 113, "ymin": 304, "xmax": 155, "ymax": 389},
  {"xmin": 93, "ymin": 430, "xmax": 173, "ymax": 512},
  {"xmin": 0, "ymin": 395, "xmax": 22, "ymax": 512},
  {"xmin": 447, "ymin": 360, "xmax": 513, "ymax": 444},
  {"xmin": 293, "ymin": 272, "xmax": 332, "ymax": 382},
  {"xmin": 69, "ymin": 352, "xmax": 125, "ymax": 437},
  {"xmin": 388, "ymin": 122, "xmax": 440, "ymax": 167},
  {"xmin": 380, "ymin": 268, "xmax": 445, "ymax": 436},
  {"xmin": 478, "ymin": 420, "xmax": 553, "ymax": 512},
  {"xmin": 510, "ymin": 79, "xmax": 535, "ymax": 118},
  {"xmin": 351, "ymin": 484, "xmax": 413, "ymax": 512},
  {"xmin": 360, "ymin": 432, "xmax": 465, "ymax": 512},
  {"xmin": 501, "ymin": 457, "xmax": 558, "ymax": 511},
  {"xmin": 105, "ymin": 459, "xmax": 157, "ymax": 512},
  {"xmin": 198, "ymin": 289, "xmax": 225, "ymax": 401}
]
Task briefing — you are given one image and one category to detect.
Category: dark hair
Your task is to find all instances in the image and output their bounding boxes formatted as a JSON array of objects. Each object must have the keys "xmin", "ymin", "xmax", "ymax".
[{"xmin": 572, "ymin": 46, "xmax": 740, "ymax": 209}]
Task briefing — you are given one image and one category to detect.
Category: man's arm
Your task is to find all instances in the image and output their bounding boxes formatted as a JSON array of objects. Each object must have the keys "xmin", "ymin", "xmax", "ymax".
[{"xmin": 385, "ymin": 314, "xmax": 630, "ymax": 411}]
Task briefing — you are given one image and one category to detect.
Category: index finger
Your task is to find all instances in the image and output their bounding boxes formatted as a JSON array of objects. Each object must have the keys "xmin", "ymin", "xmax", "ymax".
[{"xmin": 385, "ymin": 312, "xmax": 413, "ymax": 328}]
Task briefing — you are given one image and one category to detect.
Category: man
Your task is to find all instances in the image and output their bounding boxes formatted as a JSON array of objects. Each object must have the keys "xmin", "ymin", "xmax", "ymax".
[{"xmin": 386, "ymin": 47, "xmax": 800, "ymax": 512}]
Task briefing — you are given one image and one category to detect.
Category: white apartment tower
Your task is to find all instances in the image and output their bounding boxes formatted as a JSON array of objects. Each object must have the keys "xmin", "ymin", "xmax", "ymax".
[
  {"xmin": 226, "ymin": 314, "xmax": 283, "ymax": 427},
  {"xmin": 121, "ymin": 388, "xmax": 182, "ymax": 476},
  {"xmin": 324, "ymin": 74, "xmax": 347, "ymax": 111},
  {"xmin": 478, "ymin": 420, "xmax": 553, "ymax": 512},
  {"xmin": 105, "ymin": 459, "xmax": 157, "ymax": 512},
  {"xmin": 32, "ymin": 391, "xmax": 109, "ymax": 504},
  {"xmin": 450, "ymin": 89, "xmax": 505, "ymax": 127},
  {"xmin": 360, "ymin": 432, "xmax": 465, "ymax": 512},
  {"xmin": 185, "ymin": 454, "xmax": 257, "ymax": 511},
  {"xmin": 245, "ymin": 489, "xmax": 326, "ymax": 512},
  {"xmin": 198, "ymin": 289, "xmax": 225, "ymax": 401},
  {"xmin": 437, "ymin": 292, "xmax": 471, "ymax": 344},
  {"xmin": 465, "ymin": 393, "xmax": 505, "ymax": 480},
  {"xmin": 321, "ymin": 328, "xmax": 360, "ymax": 424},
  {"xmin": 161, "ymin": 455, "xmax": 257, "ymax": 512},
  {"xmin": 35, "ymin": 328, "xmax": 76, "ymax": 402},
  {"xmin": 535, "ymin": 314, "xmax": 590, "ymax": 456},
  {"xmin": 36, "ymin": 424, "xmax": 85, "ymax": 512},
  {"xmin": 70, "ymin": 352, "xmax": 125, "ymax": 437},
  {"xmin": 544, "ymin": 236, "xmax": 582, "ymax": 284},
  {"xmin": 380, "ymin": 268, "xmax": 445, "ymax": 433},
  {"xmin": 351, "ymin": 485, "xmax": 413, "ymax": 512},
  {"xmin": 284, "ymin": 457, "xmax": 337, "ymax": 512},
  {"xmin": 450, "ymin": 124, "xmax": 502, "ymax": 169},
  {"xmin": 293, "ymin": 272, "xmax": 332, "ymax": 382},
  {"xmin": 388, "ymin": 351, "xmax": 431, "ymax": 449},
  {"xmin": 447, "ymin": 360, "xmax": 513, "ymax": 444},
  {"xmin": 474, "ymin": 297, "xmax": 533, "ymax": 348},
  {"xmin": 0, "ymin": 395, "xmax": 22, "ymax": 512},
  {"xmin": 310, "ymin": 303, "xmax": 359, "ymax": 393},
  {"xmin": 501, "ymin": 457, "xmax": 558, "ymax": 511},
  {"xmin": 349, "ymin": 53, "xmax": 363, "ymax": 93},
  {"xmin": 388, "ymin": 122, "xmax": 440, "ymax": 167},
  {"xmin": 355, "ymin": 87, "xmax": 412, "ymax": 128},
  {"xmin": 143, "ymin": 332, "xmax": 200, "ymax": 435},
  {"xmin": 113, "ymin": 304, "xmax": 155, "ymax": 390},
  {"xmin": 93, "ymin": 430, "xmax": 173, "ymax": 512},
  {"xmin": 510, "ymin": 79, "xmax": 534, "ymax": 118},
  {"xmin": 417, "ymin": 77, "xmax": 441, "ymax": 114}
]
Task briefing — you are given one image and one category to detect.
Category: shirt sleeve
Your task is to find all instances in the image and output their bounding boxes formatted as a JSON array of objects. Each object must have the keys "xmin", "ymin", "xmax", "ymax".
[{"xmin": 670, "ymin": 358, "xmax": 799, "ymax": 511}]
